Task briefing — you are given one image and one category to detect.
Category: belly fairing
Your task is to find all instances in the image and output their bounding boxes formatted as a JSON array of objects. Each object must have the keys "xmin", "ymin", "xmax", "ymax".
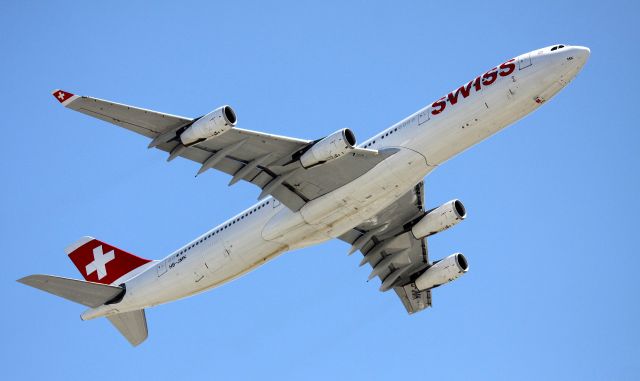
[{"xmin": 261, "ymin": 148, "xmax": 430, "ymax": 248}]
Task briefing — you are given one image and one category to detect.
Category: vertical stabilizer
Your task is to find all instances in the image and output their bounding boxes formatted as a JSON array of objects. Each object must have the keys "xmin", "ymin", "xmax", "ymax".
[{"xmin": 66, "ymin": 236, "xmax": 152, "ymax": 285}]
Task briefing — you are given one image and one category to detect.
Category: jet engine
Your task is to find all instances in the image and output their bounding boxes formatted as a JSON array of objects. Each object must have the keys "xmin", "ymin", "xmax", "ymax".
[
  {"xmin": 411, "ymin": 199, "xmax": 466, "ymax": 239},
  {"xmin": 299, "ymin": 128, "xmax": 357, "ymax": 168},
  {"xmin": 415, "ymin": 253, "xmax": 468, "ymax": 291},
  {"xmin": 180, "ymin": 105, "xmax": 237, "ymax": 146}
]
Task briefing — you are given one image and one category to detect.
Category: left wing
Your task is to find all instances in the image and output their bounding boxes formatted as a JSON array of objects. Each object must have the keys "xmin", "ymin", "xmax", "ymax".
[
  {"xmin": 338, "ymin": 181, "xmax": 433, "ymax": 314},
  {"xmin": 53, "ymin": 90, "xmax": 394, "ymax": 211}
]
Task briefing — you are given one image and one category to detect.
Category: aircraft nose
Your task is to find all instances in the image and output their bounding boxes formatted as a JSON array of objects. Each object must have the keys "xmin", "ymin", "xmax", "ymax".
[
  {"xmin": 568, "ymin": 46, "xmax": 590, "ymax": 73},
  {"xmin": 557, "ymin": 45, "xmax": 590, "ymax": 73},
  {"xmin": 572, "ymin": 46, "xmax": 591, "ymax": 61}
]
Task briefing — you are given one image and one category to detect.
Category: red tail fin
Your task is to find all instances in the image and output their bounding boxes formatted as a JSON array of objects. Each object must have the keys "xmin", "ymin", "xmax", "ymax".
[{"xmin": 66, "ymin": 237, "xmax": 152, "ymax": 285}]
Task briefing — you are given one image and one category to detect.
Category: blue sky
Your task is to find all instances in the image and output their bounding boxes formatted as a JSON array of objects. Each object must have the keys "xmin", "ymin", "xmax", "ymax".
[{"xmin": 2, "ymin": 1, "xmax": 638, "ymax": 379}]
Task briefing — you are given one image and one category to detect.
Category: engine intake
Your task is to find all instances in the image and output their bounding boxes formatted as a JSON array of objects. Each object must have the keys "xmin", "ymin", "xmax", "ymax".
[
  {"xmin": 180, "ymin": 105, "xmax": 237, "ymax": 146},
  {"xmin": 411, "ymin": 199, "xmax": 466, "ymax": 239},
  {"xmin": 299, "ymin": 128, "xmax": 357, "ymax": 168},
  {"xmin": 415, "ymin": 253, "xmax": 469, "ymax": 291}
]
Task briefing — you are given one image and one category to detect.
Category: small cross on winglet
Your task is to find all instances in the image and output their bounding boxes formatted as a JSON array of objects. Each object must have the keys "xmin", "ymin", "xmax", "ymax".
[{"xmin": 51, "ymin": 89, "xmax": 75, "ymax": 104}]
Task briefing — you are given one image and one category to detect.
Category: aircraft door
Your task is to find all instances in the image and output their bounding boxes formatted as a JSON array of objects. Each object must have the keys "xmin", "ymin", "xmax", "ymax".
[
  {"xmin": 518, "ymin": 54, "xmax": 532, "ymax": 70},
  {"xmin": 419, "ymin": 109, "xmax": 430, "ymax": 125}
]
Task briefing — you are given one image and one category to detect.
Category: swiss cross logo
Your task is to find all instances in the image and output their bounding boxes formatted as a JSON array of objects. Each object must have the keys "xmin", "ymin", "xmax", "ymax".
[
  {"xmin": 52, "ymin": 90, "xmax": 74, "ymax": 103},
  {"xmin": 86, "ymin": 245, "xmax": 115, "ymax": 280},
  {"xmin": 67, "ymin": 237, "xmax": 151, "ymax": 285}
]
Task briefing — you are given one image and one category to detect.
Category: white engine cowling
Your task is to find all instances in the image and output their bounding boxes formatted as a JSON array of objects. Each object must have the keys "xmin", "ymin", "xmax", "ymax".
[
  {"xmin": 415, "ymin": 253, "xmax": 468, "ymax": 291},
  {"xmin": 299, "ymin": 128, "xmax": 357, "ymax": 168},
  {"xmin": 411, "ymin": 199, "xmax": 466, "ymax": 239},
  {"xmin": 180, "ymin": 105, "xmax": 237, "ymax": 146}
]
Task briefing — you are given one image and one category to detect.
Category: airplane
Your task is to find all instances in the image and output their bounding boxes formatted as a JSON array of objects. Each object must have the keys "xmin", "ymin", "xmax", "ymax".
[{"xmin": 19, "ymin": 44, "xmax": 590, "ymax": 346}]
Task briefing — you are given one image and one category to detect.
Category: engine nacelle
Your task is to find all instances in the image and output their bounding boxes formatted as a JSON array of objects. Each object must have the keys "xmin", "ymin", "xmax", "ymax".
[
  {"xmin": 180, "ymin": 105, "xmax": 237, "ymax": 146},
  {"xmin": 299, "ymin": 128, "xmax": 357, "ymax": 168},
  {"xmin": 415, "ymin": 253, "xmax": 468, "ymax": 291},
  {"xmin": 411, "ymin": 199, "xmax": 466, "ymax": 239}
]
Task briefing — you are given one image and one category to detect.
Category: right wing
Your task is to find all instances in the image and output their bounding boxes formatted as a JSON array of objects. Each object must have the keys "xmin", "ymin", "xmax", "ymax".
[
  {"xmin": 338, "ymin": 182, "xmax": 433, "ymax": 314},
  {"xmin": 53, "ymin": 90, "xmax": 395, "ymax": 211}
]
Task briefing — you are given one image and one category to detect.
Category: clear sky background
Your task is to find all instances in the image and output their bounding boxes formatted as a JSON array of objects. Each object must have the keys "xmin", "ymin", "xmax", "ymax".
[{"xmin": 2, "ymin": 1, "xmax": 638, "ymax": 380}]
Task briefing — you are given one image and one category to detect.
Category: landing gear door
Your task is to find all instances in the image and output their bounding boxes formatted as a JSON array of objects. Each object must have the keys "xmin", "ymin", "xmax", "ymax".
[{"xmin": 518, "ymin": 54, "xmax": 532, "ymax": 70}]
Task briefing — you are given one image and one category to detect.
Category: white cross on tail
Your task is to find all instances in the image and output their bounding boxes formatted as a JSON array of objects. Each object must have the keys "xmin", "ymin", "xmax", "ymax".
[{"xmin": 85, "ymin": 245, "xmax": 115, "ymax": 280}]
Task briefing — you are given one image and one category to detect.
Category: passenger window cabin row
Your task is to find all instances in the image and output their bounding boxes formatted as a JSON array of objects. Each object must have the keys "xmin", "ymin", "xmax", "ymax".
[
  {"xmin": 174, "ymin": 200, "xmax": 271, "ymax": 256},
  {"xmin": 363, "ymin": 126, "xmax": 400, "ymax": 148}
]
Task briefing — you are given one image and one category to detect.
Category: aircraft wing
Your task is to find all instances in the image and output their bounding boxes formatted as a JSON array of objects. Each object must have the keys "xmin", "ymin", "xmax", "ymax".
[
  {"xmin": 53, "ymin": 90, "xmax": 394, "ymax": 211},
  {"xmin": 338, "ymin": 181, "xmax": 433, "ymax": 314}
]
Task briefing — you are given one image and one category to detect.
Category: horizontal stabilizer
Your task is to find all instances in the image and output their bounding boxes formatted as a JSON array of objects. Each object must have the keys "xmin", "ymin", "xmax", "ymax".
[
  {"xmin": 107, "ymin": 309, "xmax": 148, "ymax": 346},
  {"xmin": 17, "ymin": 274, "xmax": 123, "ymax": 308}
]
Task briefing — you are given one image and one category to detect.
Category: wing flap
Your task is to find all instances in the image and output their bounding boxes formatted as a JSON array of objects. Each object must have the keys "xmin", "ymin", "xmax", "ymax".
[{"xmin": 155, "ymin": 131, "xmax": 396, "ymax": 211}]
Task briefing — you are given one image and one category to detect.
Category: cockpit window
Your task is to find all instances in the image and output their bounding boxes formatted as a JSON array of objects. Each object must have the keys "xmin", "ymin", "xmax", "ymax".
[{"xmin": 551, "ymin": 45, "xmax": 566, "ymax": 51}]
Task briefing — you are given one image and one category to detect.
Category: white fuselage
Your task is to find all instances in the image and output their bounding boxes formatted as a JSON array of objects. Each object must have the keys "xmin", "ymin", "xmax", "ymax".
[{"xmin": 83, "ymin": 45, "xmax": 589, "ymax": 320}]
